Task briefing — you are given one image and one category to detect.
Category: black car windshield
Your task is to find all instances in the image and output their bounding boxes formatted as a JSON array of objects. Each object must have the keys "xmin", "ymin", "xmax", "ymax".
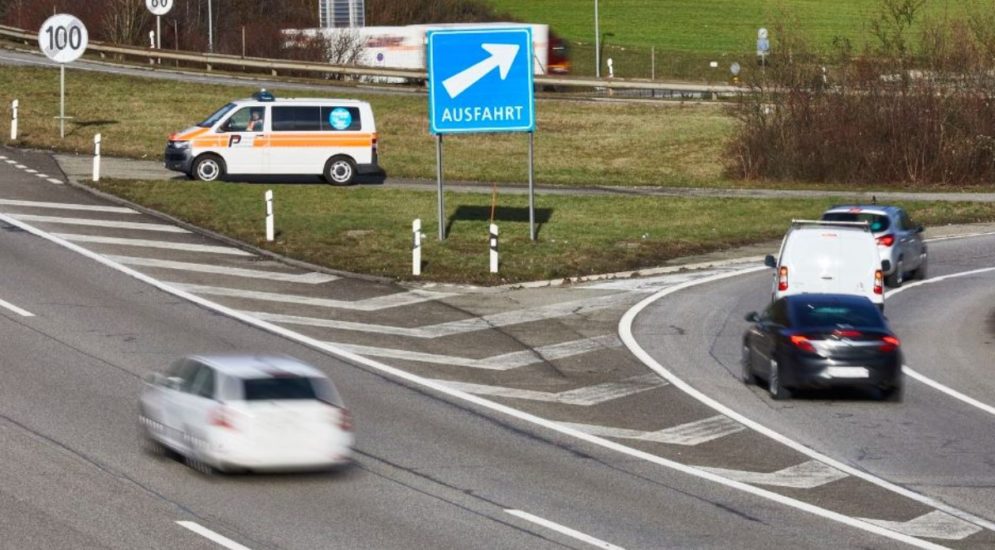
[
  {"xmin": 822, "ymin": 212, "xmax": 890, "ymax": 232},
  {"xmin": 198, "ymin": 103, "xmax": 237, "ymax": 128},
  {"xmin": 791, "ymin": 301, "xmax": 886, "ymax": 329}
]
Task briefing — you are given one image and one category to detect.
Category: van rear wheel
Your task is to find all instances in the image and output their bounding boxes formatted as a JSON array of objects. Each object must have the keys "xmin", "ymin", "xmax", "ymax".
[
  {"xmin": 193, "ymin": 154, "xmax": 225, "ymax": 182},
  {"xmin": 324, "ymin": 156, "xmax": 357, "ymax": 186}
]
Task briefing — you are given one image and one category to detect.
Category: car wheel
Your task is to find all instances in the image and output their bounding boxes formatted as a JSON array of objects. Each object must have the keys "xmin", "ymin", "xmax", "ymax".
[
  {"xmin": 324, "ymin": 156, "xmax": 356, "ymax": 185},
  {"xmin": 193, "ymin": 154, "xmax": 225, "ymax": 182},
  {"xmin": 741, "ymin": 344, "xmax": 755, "ymax": 385},
  {"xmin": 911, "ymin": 253, "xmax": 928, "ymax": 281},
  {"xmin": 885, "ymin": 259, "xmax": 904, "ymax": 288},
  {"xmin": 768, "ymin": 358, "xmax": 791, "ymax": 400},
  {"xmin": 879, "ymin": 383, "xmax": 903, "ymax": 402}
]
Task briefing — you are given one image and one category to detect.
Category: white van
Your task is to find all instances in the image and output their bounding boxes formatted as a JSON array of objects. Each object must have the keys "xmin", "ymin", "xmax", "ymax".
[
  {"xmin": 164, "ymin": 90, "xmax": 379, "ymax": 185},
  {"xmin": 764, "ymin": 220, "xmax": 890, "ymax": 308}
]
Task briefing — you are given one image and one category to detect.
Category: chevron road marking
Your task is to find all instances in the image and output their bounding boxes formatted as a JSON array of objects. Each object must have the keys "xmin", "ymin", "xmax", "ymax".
[
  {"xmin": 242, "ymin": 292, "xmax": 635, "ymax": 338},
  {"xmin": 432, "ymin": 374, "xmax": 667, "ymax": 406},
  {"xmin": 106, "ymin": 256, "xmax": 338, "ymax": 284},
  {"xmin": 172, "ymin": 283, "xmax": 453, "ymax": 311},
  {"xmin": 333, "ymin": 335, "xmax": 621, "ymax": 371},
  {"xmin": 53, "ymin": 233, "xmax": 254, "ymax": 256},
  {"xmin": 0, "ymin": 199, "xmax": 137, "ymax": 214},
  {"xmin": 559, "ymin": 415, "xmax": 745, "ymax": 446},
  {"xmin": 861, "ymin": 511, "xmax": 983, "ymax": 541},
  {"xmin": 11, "ymin": 214, "xmax": 190, "ymax": 233},
  {"xmin": 699, "ymin": 460, "xmax": 848, "ymax": 489}
]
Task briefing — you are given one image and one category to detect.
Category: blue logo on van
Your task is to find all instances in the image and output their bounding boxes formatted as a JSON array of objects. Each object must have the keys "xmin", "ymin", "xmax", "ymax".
[{"xmin": 329, "ymin": 108, "xmax": 352, "ymax": 130}]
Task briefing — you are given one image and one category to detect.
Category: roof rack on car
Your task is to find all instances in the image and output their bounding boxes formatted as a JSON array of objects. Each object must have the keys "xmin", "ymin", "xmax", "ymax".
[{"xmin": 790, "ymin": 219, "xmax": 871, "ymax": 230}]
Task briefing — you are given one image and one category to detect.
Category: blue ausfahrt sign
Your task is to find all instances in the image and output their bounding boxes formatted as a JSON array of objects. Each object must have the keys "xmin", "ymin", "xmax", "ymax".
[{"xmin": 427, "ymin": 27, "xmax": 535, "ymax": 134}]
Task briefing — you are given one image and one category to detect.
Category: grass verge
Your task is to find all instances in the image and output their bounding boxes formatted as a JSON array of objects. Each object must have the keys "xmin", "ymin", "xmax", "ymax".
[{"xmin": 91, "ymin": 178, "xmax": 995, "ymax": 284}]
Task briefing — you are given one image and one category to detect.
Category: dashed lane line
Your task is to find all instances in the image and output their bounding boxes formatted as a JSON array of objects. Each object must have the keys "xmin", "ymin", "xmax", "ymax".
[
  {"xmin": 333, "ymin": 335, "xmax": 621, "ymax": 371},
  {"xmin": 53, "ymin": 233, "xmax": 254, "ymax": 256},
  {"xmin": 0, "ymin": 199, "xmax": 137, "ymax": 214},
  {"xmin": 107, "ymin": 256, "xmax": 339, "ymax": 284},
  {"xmin": 432, "ymin": 374, "xmax": 667, "ymax": 406},
  {"xmin": 10, "ymin": 214, "xmax": 190, "ymax": 233},
  {"xmin": 0, "ymin": 297, "xmax": 35, "ymax": 317},
  {"xmin": 172, "ymin": 283, "xmax": 453, "ymax": 311},
  {"xmin": 505, "ymin": 510, "xmax": 624, "ymax": 550},
  {"xmin": 560, "ymin": 415, "xmax": 745, "ymax": 446},
  {"xmin": 176, "ymin": 521, "xmax": 251, "ymax": 550}
]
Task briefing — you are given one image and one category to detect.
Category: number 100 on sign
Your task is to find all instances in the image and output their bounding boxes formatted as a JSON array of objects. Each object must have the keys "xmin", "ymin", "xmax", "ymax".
[{"xmin": 38, "ymin": 14, "xmax": 88, "ymax": 64}]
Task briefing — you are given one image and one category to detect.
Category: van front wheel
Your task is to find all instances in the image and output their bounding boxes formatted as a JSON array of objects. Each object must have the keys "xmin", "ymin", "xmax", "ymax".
[
  {"xmin": 324, "ymin": 156, "xmax": 357, "ymax": 186},
  {"xmin": 193, "ymin": 155, "xmax": 225, "ymax": 182}
]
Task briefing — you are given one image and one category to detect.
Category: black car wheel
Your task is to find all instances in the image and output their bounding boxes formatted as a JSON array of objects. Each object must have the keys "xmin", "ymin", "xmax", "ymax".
[
  {"xmin": 741, "ymin": 344, "xmax": 755, "ymax": 385},
  {"xmin": 911, "ymin": 253, "xmax": 928, "ymax": 281},
  {"xmin": 768, "ymin": 358, "xmax": 791, "ymax": 400},
  {"xmin": 879, "ymin": 381, "xmax": 904, "ymax": 403},
  {"xmin": 886, "ymin": 259, "xmax": 904, "ymax": 288}
]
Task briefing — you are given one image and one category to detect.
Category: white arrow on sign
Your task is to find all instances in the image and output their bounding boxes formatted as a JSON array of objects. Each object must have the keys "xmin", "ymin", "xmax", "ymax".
[{"xmin": 442, "ymin": 43, "xmax": 520, "ymax": 99}]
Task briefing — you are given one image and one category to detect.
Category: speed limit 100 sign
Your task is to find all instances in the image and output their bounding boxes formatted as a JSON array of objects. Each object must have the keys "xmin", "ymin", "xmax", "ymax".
[
  {"xmin": 38, "ymin": 14, "xmax": 88, "ymax": 63},
  {"xmin": 146, "ymin": 0, "xmax": 174, "ymax": 16}
]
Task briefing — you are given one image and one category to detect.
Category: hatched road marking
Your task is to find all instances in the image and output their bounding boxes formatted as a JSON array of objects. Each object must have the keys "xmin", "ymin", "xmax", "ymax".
[
  {"xmin": 700, "ymin": 460, "xmax": 848, "ymax": 489},
  {"xmin": 333, "ymin": 335, "xmax": 621, "ymax": 370},
  {"xmin": 432, "ymin": 374, "xmax": 667, "ymax": 406},
  {"xmin": 0, "ymin": 199, "xmax": 136, "ymax": 213},
  {"xmin": 861, "ymin": 510, "xmax": 983, "ymax": 541},
  {"xmin": 107, "ymin": 256, "xmax": 339, "ymax": 284},
  {"xmin": 560, "ymin": 415, "xmax": 745, "ymax": 446},
  {"xmin": 53, "ymin": 233, "xmax": 254, "ymax": 256},
  {"xmin": 172, "ymin": 283, "xmax": 453, "ymax": 311},
  {"xmin": 10, "ymin": 214, "xmax": 190, "ymax": 233}
]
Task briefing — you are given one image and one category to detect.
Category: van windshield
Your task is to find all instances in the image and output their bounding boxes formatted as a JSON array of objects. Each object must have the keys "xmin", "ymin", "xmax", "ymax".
[{"xmin": 198, "ymin": 103, "xmax": 237, "ymax": 128}]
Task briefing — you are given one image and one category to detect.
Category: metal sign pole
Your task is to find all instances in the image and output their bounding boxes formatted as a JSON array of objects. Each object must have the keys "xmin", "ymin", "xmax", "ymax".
[
  {"xmin": 528, "ymin": 131, "xmax": 536, "ymax": 241},
  {"xmin": 436, "ymin": 133, "xmax": 445, "ymax": 240},
  {"xmin": 59, "ymin": 64, "xmax": 65, "ymax": 139},
  {"xmin": 156, "ymin": 15, "xmax": 161, "ymax": 63}
]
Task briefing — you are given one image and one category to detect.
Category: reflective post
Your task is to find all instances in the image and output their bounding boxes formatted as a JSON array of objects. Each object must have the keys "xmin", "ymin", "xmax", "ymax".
[
  {"xmin": 412, "ymin": 218, "xmax": 422, "ymax": 276},
  {"xmin": 489, "ymin": 223, "xmax": 499, "ymax": 273},
  {"xmin": 265, "ymin": 189, "xmax": 274, "ymax": 241},
  {"xmin": 92, "ymin": 133, "xmax": 101, "ymax": 182},
  {"xmin": 10, "ymin": 99, "xmax": 17, "ymax": 141}
]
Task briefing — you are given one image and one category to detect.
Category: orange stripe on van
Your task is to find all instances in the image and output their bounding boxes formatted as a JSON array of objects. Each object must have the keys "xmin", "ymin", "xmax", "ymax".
[{"xmin": 266, "ymin": 134, "xmax": 373, "ymax": 148}]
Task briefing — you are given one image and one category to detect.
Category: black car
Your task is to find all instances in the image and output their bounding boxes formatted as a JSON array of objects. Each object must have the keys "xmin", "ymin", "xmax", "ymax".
[{"xmin": 741, "ymin": 293, "xmax": 903, "ymax": 401}]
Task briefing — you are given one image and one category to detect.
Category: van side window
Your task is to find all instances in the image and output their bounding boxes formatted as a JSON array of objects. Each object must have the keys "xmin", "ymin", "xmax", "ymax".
[
  {"xmin": 320, "ymin": 106, "xmax": 361, "ymax": 131},
  {"xmin": 272, "ymin": 106, "xmax": 321, "ymax": 132},
  {"xmin": 220, "ymin": 108, "xmax": 253, "ymax": 133}
]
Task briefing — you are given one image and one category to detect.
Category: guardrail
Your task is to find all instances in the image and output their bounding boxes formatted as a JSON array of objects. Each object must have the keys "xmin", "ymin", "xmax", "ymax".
[{"xmin": 0, "ymin": 24, "xmax": 744, "ymax": 97}]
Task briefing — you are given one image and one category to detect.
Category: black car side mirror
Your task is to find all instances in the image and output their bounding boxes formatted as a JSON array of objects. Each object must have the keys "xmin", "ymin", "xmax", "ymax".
[
  {"xmin": 881, "ymin": 259, "xmax": 892, "ymax": 272},
  {"xmin": 745, "ymin": 312, "xmax": 760, "ymax": 323},
  {"xmin": 764, "ymin": 255, "xmax": 777, "ymax": 268}
]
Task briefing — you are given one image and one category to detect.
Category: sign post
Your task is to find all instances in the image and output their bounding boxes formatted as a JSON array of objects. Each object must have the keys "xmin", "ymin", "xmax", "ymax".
[
  {"xmin": 757, "ymin": 28, "xmax": 770, "ymax": 68},
  {"xmin": 146, "ymin": 0, "xmax": 173, "ymax": 64},
  {"xmin": 427, "ymin": 27, "xmax": 536, "ymax": 240},
  {"xmin": 39, "ymin": 14, "xmax": 88, "ymax": 139}
]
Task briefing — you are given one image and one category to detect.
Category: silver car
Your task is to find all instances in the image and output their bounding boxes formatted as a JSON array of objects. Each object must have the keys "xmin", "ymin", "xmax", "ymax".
[{"xmin": 821, "ymin": 205, "xmax": 927, "ymax": 287}]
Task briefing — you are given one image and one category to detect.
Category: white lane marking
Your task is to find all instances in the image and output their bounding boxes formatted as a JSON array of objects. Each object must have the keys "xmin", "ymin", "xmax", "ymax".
[
  {"xmin": 619, "ymin": 265, "xmax": 995, "ymax": 535},
  {"xmin": 14, "ymin": 164, "xmax": 26, "ymax": 169},
  {"xmin": 24, "ymin": 169, "xmax": 37, "ymax": 174},
  {"xmin": 586, "ymin": 264, "xmax": 754, "ymax": 292},
  {"xmin": 0, "ymin": 297, "xmax": 35, "ymax": 317},
  {"xmin": 34, "ymin": 173, "xmax": 48, "ymax": 178},
  {"xmin": 505, "ymin": 509, "xmax": 624, "ymax": 550},
  {"xmin": 47, "ymin": 178, "xmax": 63, "ymax": 185},
  {"xmin": 925, "ymin": 230, "xmax": 995, "ymax": 243},
  {"xmin": 53, "ymin": 233, "xmax": 253, "ymax": 256},
  {"xmin": 4, "ymin": 159, "xmax": 18, "ymax": 164},
  {"xmin": 106, "ymin": 256, "xmax": 339, "ymax": 284},
  {"xmin": 10, "ymin": 214, "xmax": 190, "ymax": 233},
  {"xmin": 171, "ymin": 283, "xmax": 452, "ymax": 311},
  {"xmin": 245, "ymin": 292, "xmax": 636, "ymax": 337},
  {"xmin": 700, "ymin": 460, "xmax": 849, "ymax": 489},
  {"xmin": 0, "ymin": 155, "xmax": 6, "ymax": 159},
  {"xmin": 432, "ymin": 374, "xmax": 667, "ymax": 406},
  {"xmin": 334, "ymin": 335, "xmax": 621, "ymax": 371},
  {"xmin": 175, "ymin": 521, "xmax": 252, "ymax": 550},
  {"xmin": 861, "ymin": 511, "xmax": 983, "ymax": 541},
  {"xmin": 0, "ymin": 199, "xmax": 137, "ymax": 214},
  {"xmin": 888, "ymin": 266, "xmax": 995, "ymax": 418},
  {"xmin": 0, "ymin": 214, "xmax": 955, "ymax": 550},
  {"xmin": 561, "ymin": 415, "xmax": 745, "ymax": 446}
]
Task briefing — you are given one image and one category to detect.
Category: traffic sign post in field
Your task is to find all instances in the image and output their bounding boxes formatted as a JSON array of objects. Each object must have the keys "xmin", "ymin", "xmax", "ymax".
[
  {"xmin": 146, "ymin": 0, "xmax": 173, "ymax": 59},
  {"xmin": 427, "ymin": 27, "xmax": 538, "ymax": 243},
  {"xmin": 38, "ymin": 14, "xmax": 88, "ymax": 139}
]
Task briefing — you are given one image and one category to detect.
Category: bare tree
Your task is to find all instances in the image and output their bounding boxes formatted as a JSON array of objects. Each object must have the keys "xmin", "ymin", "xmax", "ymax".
[{"xmin": 102, "ymin": 0, "xmax": 151, "ymax": 45}]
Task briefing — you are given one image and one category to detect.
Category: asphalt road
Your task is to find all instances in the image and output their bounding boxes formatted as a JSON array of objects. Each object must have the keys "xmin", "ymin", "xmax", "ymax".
[
  {"xmin": 0, "ymin": 163, "xmax": 914, "ymax": 549},
  {"xmin": 630, "ymin": 234, "xmax": 995, "ymax": 531}
]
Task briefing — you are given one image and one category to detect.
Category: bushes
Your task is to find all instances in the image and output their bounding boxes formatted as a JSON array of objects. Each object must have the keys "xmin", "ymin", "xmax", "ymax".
[{"xmin": 729, "ymin": 0, "xmax": 995, "ymax": 186}]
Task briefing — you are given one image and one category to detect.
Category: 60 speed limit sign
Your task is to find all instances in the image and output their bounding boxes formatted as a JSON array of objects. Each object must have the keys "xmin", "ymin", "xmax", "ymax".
[
  {"xmin": 146, "ymin": 0, "xmax": 174, "ymax": 16},
  {"xmin": 38, "ymin": 14, "xmax": 88, "ymax": 63}
]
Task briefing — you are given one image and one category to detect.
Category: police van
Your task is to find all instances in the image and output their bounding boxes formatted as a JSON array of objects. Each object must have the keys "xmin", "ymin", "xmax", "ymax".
[{"xmin": 165, "ymin": 90, "xmax": 379, "ymax": 185}]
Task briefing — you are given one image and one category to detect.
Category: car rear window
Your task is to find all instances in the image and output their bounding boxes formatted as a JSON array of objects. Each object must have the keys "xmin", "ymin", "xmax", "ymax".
[
  {"xmin": 242, "ymin": 377, "xmax": 320, "ymax": 400},
  {"xmin": 791, "ymin": 301, "xmax": 886, "ymax": 329},
  {"xmin": 821, "ymin": 212, "xmax": 890, "ymax": 232}
]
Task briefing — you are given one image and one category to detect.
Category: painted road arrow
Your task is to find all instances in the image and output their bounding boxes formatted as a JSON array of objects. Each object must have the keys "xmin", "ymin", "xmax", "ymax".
[{"xmin": 442, "ymin": 43, "xmax": 520, "ymax": 99}]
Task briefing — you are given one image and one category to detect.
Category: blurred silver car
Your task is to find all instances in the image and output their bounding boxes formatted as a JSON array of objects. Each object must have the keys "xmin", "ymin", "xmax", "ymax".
[
  {"xmin": 821, "ymin": 204, "xmax": 927, "ymax": 287},
  {"xmin": 139, "ymin": 354, "xmax": 353, "ymax": 473}
]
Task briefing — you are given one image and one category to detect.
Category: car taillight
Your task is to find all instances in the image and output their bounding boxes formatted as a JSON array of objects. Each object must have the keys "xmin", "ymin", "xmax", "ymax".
[
  {"xmin": 790, "ymin": 334, "xmax": 816, "ymax": 352},
  {"xmin": 877, "ymin": 234, "xmax": 895, "ymax": 247},
  {"xmin": 778, "ymin": 266, "xmax": 789, "ymax": 291},
  {"xmin": 335, "ymin": 407, "xmax": 353, "ymax": 432},
  {"xmin": 209, "ymin": 406, "xmax": 236, "ymax": 430},
  {"xmin": 879, "ymin": 335, "xmax": 901, "ymax": 352},
  {"xmin": 874, "ymin": 270, "xmax": 884, "ymax": 294}
]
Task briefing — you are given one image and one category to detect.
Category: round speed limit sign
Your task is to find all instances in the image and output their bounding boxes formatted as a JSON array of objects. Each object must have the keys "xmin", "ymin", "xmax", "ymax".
[
  {"xmin": 146, "ymin": 0, "xmax": 174, "ymax": 16},
  {"xmin": 38, "ymin": 14, "xmax": 88, "ymax": 63}
]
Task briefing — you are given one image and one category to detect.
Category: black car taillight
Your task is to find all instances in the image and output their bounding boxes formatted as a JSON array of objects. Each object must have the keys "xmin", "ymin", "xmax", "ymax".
[{"xmin": 879, "ymin": 335, "xmax": 901, "ymax": 352}]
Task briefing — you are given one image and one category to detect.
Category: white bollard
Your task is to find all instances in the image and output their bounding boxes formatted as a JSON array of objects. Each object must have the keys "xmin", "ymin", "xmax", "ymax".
[
  {"xmin": 489, "ymin": 223, "xmax": 499, "ymax": 274},
  {"xmin": 265, "ymin": 190, "xmax": 274, "ymax": 242},
  {"xmin": 412, "ymin": 218, "xmax": 423, "ymax": 276},
  {"xmin": 92, "ymin": 133, "xmax": 101, "ymax": 182},
  {"xmin": 10, "ymin": 99, "xmax": 18, "ymax": 141}
]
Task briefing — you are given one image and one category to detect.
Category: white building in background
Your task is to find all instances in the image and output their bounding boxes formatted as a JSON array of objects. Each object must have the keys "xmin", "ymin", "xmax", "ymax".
[{"xmin": 318, "ymin": 0, "xmax": 365, "ymax": 28}]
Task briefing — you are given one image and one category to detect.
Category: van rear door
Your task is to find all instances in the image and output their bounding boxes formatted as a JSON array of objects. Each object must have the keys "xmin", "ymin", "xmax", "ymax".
[{"xmin": 781, "ymin": 228, "xmax": 878, "ymax": 298}]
